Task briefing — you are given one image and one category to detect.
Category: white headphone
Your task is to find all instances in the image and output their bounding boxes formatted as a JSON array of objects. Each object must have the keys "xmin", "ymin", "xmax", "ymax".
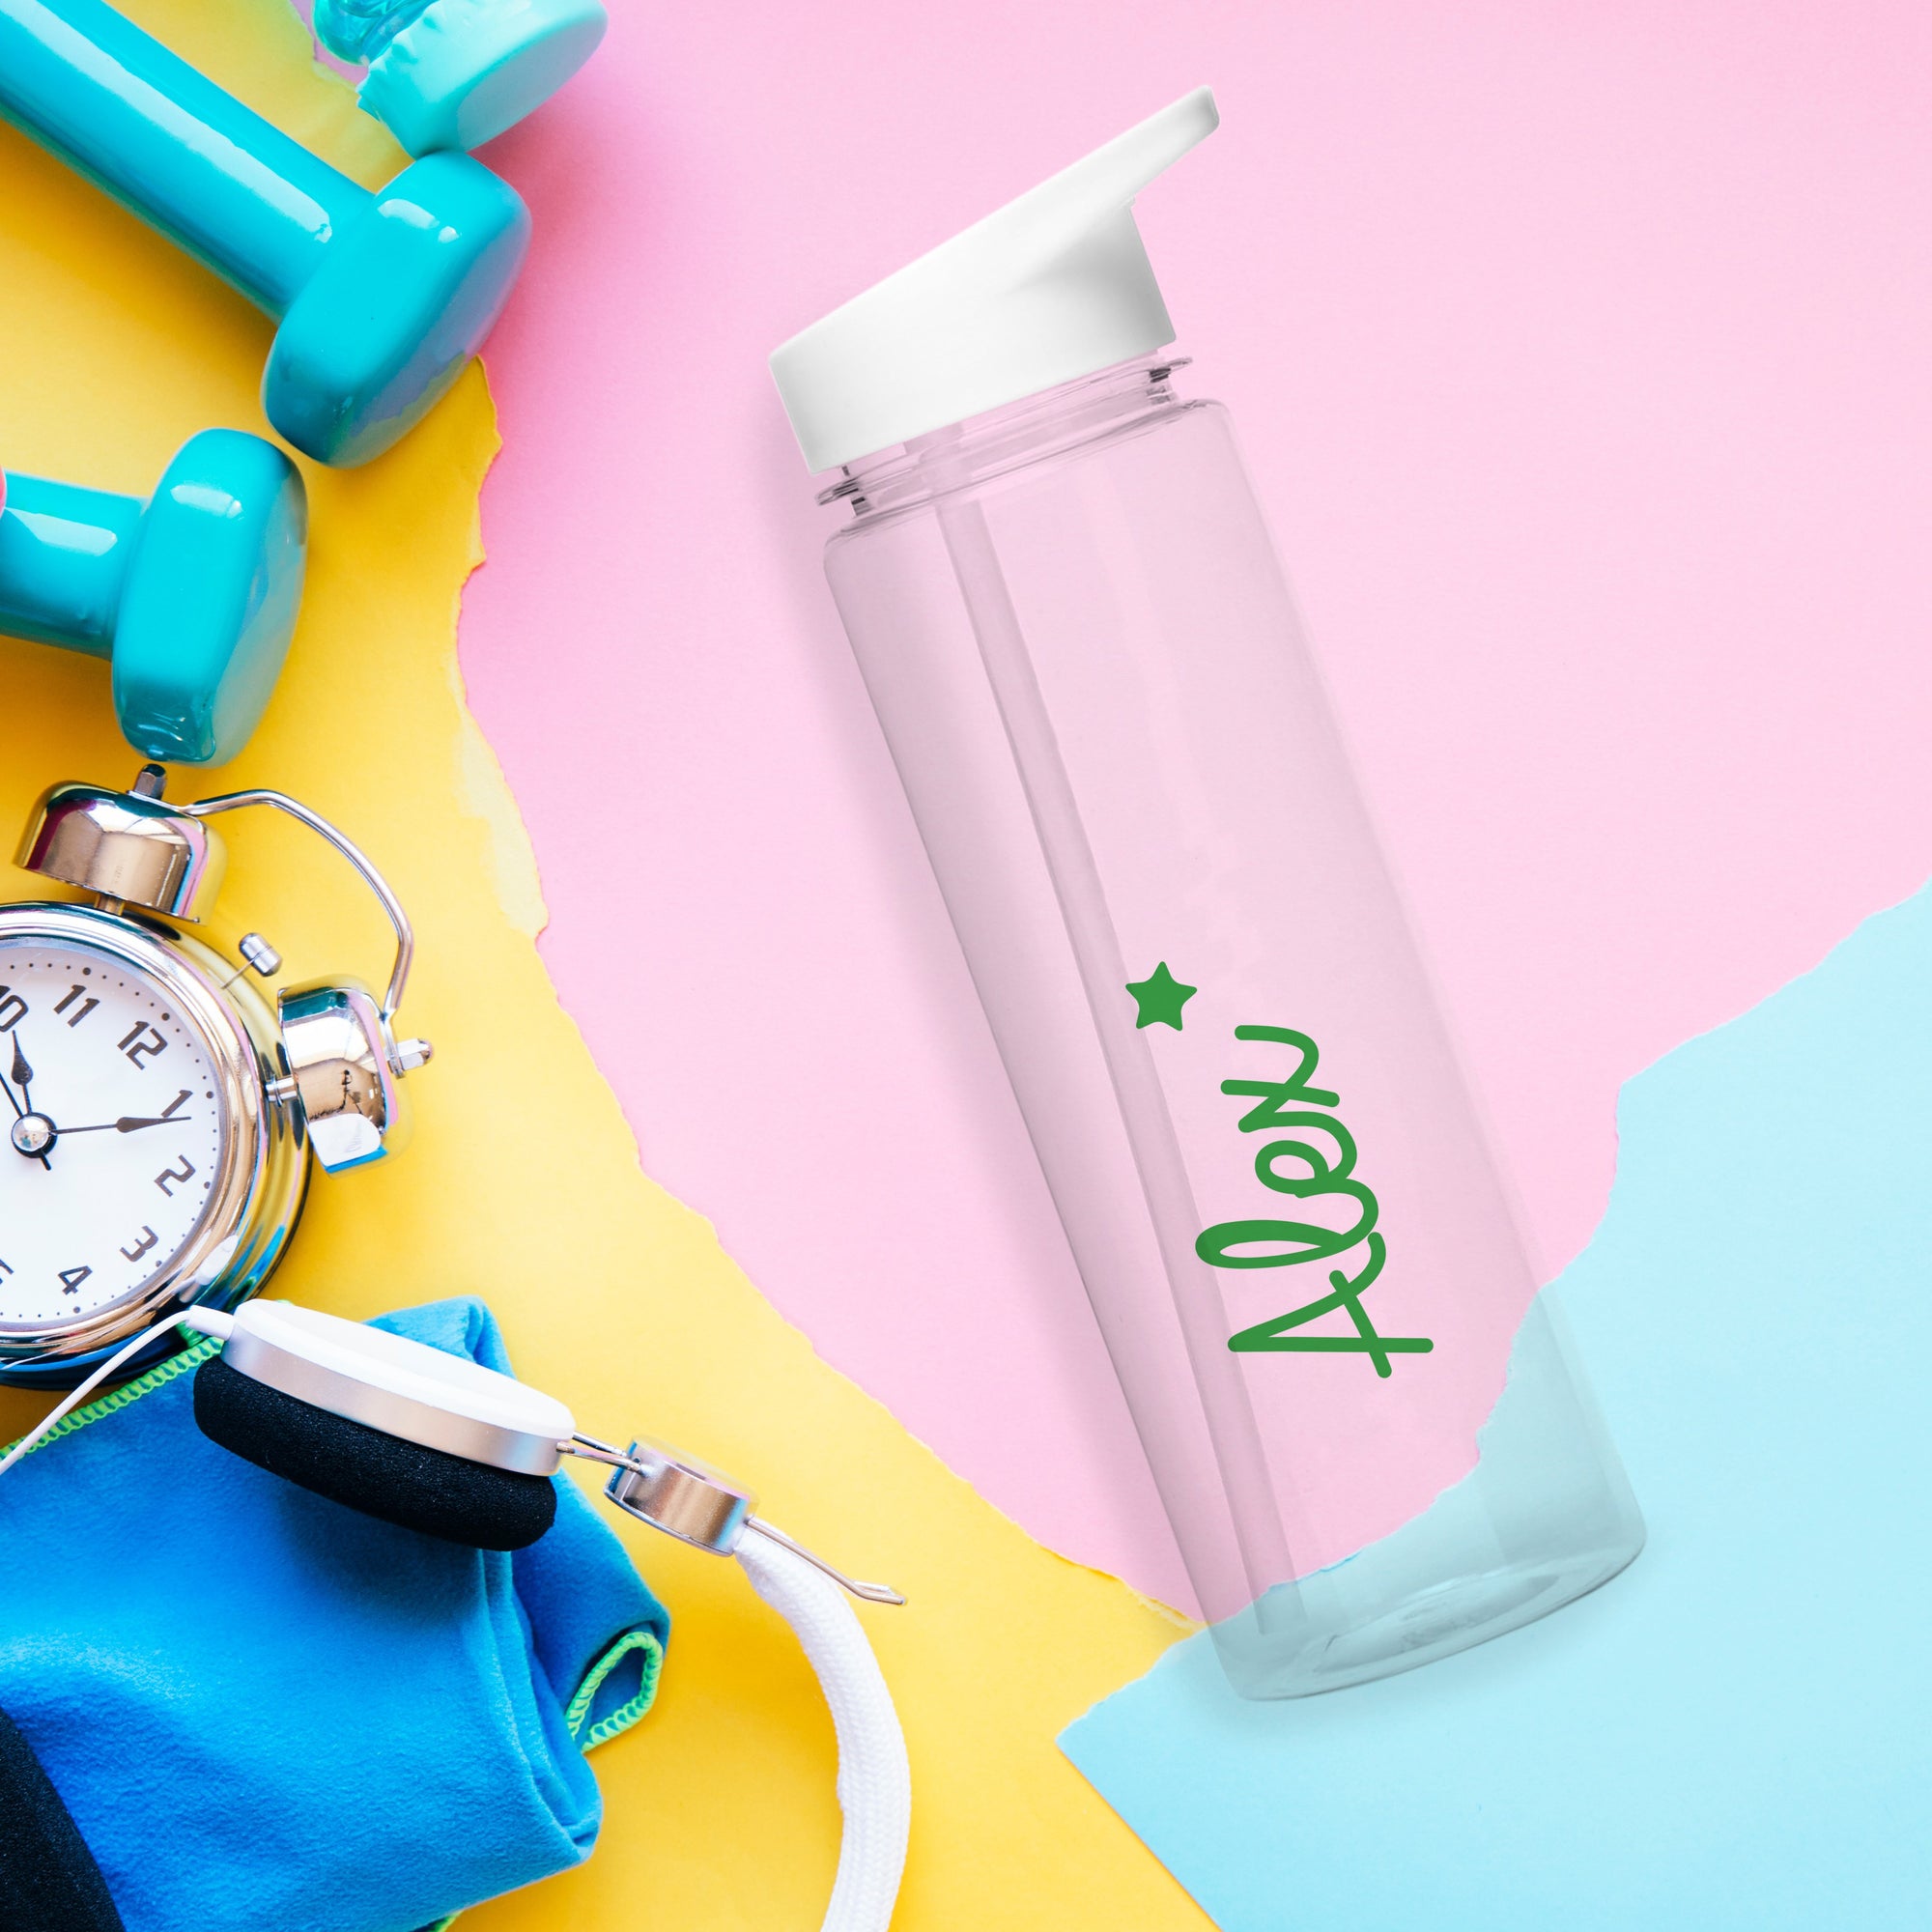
[{"xmin": 2, "ymin": 1301, "xmax": 912, "ymax": 1932}]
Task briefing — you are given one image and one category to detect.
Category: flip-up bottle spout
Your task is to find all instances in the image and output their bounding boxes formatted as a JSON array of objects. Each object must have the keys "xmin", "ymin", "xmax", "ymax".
[{"xmin": 771, "ymin": 87, "xmax": 1219, "ymax": 473}]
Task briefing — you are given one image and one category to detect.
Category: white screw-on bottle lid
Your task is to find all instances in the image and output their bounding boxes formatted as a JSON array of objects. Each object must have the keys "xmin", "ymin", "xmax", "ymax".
[{"xmin": 770, "ymin": 87, "xmax": 1219, "ymax": 474}]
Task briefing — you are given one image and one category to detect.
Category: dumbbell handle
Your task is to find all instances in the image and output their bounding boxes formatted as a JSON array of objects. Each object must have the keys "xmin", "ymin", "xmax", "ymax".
[
  {"xmin": 0, "ymin": 0, "xmax": 365, "ymax": 318},
  {"xmin": 0, "ymin": 471, "xmax": 141, "ymax": 659}
]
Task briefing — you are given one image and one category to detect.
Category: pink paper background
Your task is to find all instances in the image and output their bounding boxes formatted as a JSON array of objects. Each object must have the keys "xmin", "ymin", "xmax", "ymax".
[{"xmin": 459, "ymin": 1, "xmax": 1932, "ymax": 1610}]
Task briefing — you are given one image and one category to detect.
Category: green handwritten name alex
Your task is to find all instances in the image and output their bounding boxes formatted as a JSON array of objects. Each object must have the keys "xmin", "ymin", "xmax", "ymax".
[{"xmin": 1195, "ymin": 1025, "xmax": 1435, "ymax": 1378}]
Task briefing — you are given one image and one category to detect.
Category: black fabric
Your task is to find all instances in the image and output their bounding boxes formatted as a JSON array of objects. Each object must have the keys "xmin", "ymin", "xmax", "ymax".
[
  {"xmin": 193, "ymin": 1356, "xmax": 557, "ymax": 1552},
  {"xmin": 0, "ymin": 1705, "xmax": 124, "ymax": 1931}
]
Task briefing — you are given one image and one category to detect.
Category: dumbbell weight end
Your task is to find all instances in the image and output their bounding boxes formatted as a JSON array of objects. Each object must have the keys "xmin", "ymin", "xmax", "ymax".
[
  {"xmin": 0, "ymin": 432, "xmax": 307, "ymax": 766},
  {"xmin": 267, "ymin": 153, "xmax": 531, "ymax": 468}
]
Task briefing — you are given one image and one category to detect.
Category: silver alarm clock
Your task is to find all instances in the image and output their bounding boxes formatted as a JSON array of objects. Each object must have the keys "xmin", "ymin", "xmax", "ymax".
[{"xmin": 0, "ymin": 765, "xmax": 432, "ymax": 1385}]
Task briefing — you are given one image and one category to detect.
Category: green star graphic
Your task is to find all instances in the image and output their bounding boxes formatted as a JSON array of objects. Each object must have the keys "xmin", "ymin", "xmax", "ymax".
[{"xmin": 1124, "ymin": 961, "xmax": 1197, "ymax": 1031}]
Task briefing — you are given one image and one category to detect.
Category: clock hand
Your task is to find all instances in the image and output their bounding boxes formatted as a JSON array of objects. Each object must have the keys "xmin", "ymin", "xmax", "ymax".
[
  {"xmin": 0, "ymin": 1041, "xmax": 52, "ymax": 1170},
  {"xmin": 54, "ymin": 1089, "xmax": 196, "ymax": 1136},
  {"xmin": 9, "ymin": 1036, "xmax": 31, "ymax": 1113}
]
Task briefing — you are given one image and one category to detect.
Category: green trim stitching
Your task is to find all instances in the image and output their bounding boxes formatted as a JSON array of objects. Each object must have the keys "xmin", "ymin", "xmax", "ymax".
[
  {"xmin": 566, "ymin": 1627, "xmax": 665, "ymax": 1748},
  {"xmin": 0, "ymin": 1335, "xmax": 219, "ymax": 1462},
  {"xmin": 426, "ymin": 1630, "xmax": 664, "ymax": 1930}
]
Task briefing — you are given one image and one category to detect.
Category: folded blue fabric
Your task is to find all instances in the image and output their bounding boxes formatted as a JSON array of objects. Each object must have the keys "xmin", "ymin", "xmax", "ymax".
[{"xmin": 0, "ymin": 1297, "xmax": 668, "ymax": 1932}]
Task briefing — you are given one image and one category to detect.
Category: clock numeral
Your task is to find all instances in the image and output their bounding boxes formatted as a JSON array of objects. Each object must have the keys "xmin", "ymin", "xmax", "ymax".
[
  {"xmin": 0, "ymin": 989, "xmax": 25, "ymax": 1032},
  {"xmin": 121, "ymin": 1227, "xmax": 158, "ymax": 1264},
  {"xmin": 53, "ymin": 985, "xmax": 99, "ymax": 1028},
  {"xmin": 0, "ymin": 1259, "xmax": 12, "ymax": 1276},
  {"xmin": 57, "ymin": 1266, "xmax": 91, "ymax": 1296},
  {"xmin": 117, "ymin": 1022, "xmax": 168, "ymax": 1069},
  {"xmin": 155, "ymin": 1157, "xmax": 196, "ymax": 1197}
]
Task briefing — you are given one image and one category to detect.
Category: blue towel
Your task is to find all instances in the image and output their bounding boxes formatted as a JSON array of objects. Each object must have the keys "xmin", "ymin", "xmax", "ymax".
[{"xmin": 0, "ymin": 1297, "xmax": 668, "ymax": 1932}]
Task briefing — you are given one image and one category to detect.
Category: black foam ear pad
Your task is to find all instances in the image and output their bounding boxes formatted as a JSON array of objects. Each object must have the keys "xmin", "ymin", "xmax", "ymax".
[
  {"xmin": 193, "ymin": 1355, "xmax": 557, "ymax": 1552},
  {"xmin": 0, "ymin": 1706, "xmax": 124, "ymax": 1931}
]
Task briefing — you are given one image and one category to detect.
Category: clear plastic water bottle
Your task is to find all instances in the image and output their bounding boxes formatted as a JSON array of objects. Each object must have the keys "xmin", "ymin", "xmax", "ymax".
[{"xmin": 771, "ymin": 90, "xmax": 1644, "ymax": 1698}]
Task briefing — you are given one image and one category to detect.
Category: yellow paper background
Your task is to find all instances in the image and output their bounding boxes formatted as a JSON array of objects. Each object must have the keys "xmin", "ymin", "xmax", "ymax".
[{"xmin": 0, "ymin": 2, "xmax": 1206, "ymax": 1925}]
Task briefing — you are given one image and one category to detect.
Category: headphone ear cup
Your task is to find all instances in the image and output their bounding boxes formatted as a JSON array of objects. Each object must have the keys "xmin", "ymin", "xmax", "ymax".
[
  {"xmin": 193, "ymin": 1355, "xmax": 557, "ymax": 1552},
  {"xmin": 0, "ymin": 1707, "xmax": 124, "ymax": 1931}
]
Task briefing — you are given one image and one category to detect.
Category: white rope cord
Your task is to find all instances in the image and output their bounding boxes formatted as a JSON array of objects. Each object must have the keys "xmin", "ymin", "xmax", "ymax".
[{"xmin": 736, "ymin": 1532, "xmax": 911, "ymax": 1932}]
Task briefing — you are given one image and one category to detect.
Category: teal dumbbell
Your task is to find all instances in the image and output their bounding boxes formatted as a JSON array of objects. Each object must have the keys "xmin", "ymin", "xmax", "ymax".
[
  {"xmin": 316, "ymin": 0, "xmax": 609, "ymax": 157},
  {"xmin": 0, "ymin": 431, "xmax": 307, "ymax": 766},
  {"xmin": 0, "ymin": 0, "xmax": 530, "ymax": 467}
]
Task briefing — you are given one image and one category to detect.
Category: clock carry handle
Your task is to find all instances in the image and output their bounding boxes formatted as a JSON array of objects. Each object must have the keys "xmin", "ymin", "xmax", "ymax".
[
  {"xmin": 181, "ymin": 787, "xmax": 431, "ymax": 1174},
  {"xmin": 178, "ymin": 788, "xmax": 413, "ymax": 1022}
]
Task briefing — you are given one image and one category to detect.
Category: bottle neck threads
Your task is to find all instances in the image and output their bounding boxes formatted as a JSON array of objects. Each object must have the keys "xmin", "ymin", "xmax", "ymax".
[{"xmin": 821, "ymin": 356, "xmax": 1189, "ymax": 523}]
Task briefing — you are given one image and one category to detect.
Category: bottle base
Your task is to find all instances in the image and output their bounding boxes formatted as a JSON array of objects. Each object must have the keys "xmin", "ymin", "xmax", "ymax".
[{"xmin": 1212, "ymin": 1539, "xmax": 1641, "ymax": 1701}]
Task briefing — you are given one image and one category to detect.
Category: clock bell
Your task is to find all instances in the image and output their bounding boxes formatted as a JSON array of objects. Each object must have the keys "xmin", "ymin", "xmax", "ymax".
[{"xmin": 15, "ymin": 766, "xmax": 432, "ymax": 1174}]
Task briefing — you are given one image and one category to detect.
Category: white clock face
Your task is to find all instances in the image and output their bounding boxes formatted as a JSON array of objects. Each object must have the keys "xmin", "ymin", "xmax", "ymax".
[{"xmin": 0, "ymin": 935, "xmax": 230, "ymax": 1328}]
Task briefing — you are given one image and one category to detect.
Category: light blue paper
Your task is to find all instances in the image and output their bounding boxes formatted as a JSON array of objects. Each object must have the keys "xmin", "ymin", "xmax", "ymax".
[{"xmin": 1062, "ymin": 884, "xmax": 1932, "ymax": 1930}]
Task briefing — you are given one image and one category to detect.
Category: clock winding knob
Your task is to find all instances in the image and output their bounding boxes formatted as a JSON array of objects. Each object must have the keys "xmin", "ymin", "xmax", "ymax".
[
  {"xmin": 390, "ymin": 1037, "xmax": 434, "ymax": 1073},
  {"xmin": 238, "ymin": 932, "xmax": 282, "ymax": 978}
]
